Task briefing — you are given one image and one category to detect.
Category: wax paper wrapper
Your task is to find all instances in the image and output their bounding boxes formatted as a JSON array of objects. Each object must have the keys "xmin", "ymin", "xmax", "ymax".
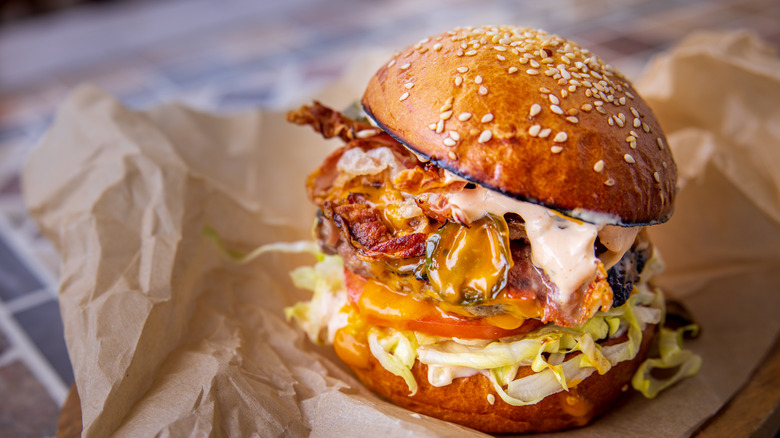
[{"xmin": 23, "ymin": 30, "xmax": 780, "ymax": 437}]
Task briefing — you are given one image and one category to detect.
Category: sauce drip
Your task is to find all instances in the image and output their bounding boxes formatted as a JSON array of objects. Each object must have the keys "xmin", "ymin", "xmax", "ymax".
[{"xmin": 425, "ymin": 214, "xmax": 512, "ymax": 304}]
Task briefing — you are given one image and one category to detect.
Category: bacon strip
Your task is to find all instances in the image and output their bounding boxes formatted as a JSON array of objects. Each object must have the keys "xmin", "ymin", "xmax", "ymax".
[
  {"xmin": 323, "ymin": 198, "xmax": 426, "ymax": 260},
  {"xmin": 287, "ymin": 101, "xmax": 400, "ymax": 145}
]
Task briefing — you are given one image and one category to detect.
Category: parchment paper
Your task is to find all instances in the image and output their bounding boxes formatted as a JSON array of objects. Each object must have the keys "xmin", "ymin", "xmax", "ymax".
[{"xmin": 23, "ymin": 30, "xmax": 780, "ymax": 437}]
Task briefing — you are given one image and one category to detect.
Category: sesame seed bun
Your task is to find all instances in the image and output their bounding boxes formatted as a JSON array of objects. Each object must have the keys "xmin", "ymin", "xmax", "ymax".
[
  {"xmin": 362, "ymin": 26, "xmax": 677, "ymax": 225},
  {"xmin": 349, "ymin": 323, "xmax": 656, "ymax": 434}
]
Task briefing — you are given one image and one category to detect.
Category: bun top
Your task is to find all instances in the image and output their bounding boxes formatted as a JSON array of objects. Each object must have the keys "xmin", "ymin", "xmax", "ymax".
[{"xmin": 362, "ymin": 26, "xmax": 677, "ymax": 225}]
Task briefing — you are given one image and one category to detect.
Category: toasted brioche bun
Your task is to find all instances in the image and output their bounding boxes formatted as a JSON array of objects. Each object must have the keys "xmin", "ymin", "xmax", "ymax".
[
  {"xmin": 362, "ymin": 26, "xmax": 676, "ymax": 225},
  {"xmin": 348, "ymin": 323, "xmax": 656, "ymax": 434}
]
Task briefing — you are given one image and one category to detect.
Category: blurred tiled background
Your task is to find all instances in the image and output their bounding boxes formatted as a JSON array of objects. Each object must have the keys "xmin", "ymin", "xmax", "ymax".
[{"xmin": 1, "ymin": 0, "xmax": 779, "ymax": 435}]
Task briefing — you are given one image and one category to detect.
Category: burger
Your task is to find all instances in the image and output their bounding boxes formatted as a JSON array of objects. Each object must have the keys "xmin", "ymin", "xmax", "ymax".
[{"xmin": 283, "ymin": 25, "xmax": 699, "ymax": 433}]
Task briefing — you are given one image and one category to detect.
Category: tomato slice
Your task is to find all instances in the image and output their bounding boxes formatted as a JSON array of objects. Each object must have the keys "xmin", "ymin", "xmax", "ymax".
[{"xmin": 344, "ymin": 269, "xmax": 543, "ymax": 339}]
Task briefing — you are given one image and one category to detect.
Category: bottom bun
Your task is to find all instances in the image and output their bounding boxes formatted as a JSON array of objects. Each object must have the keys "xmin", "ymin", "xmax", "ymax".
[{"xmin": 350, "ymin": 324, "xmax": 656, "ymax": 434}]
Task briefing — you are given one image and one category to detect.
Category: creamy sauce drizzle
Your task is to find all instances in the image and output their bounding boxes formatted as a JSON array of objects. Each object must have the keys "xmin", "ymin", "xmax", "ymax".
[{"xmin": 445, "ymin": 187, "xmax": 639, "ymax": 305}]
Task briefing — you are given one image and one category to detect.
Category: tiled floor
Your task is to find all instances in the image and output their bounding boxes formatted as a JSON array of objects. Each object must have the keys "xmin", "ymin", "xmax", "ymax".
[{"xmin": 0, "ymin": 0, "xmax": 779, "ymax": 435}]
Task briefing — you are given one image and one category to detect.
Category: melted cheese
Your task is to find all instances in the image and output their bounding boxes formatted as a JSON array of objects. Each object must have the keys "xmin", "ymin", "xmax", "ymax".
[{"xmin": 445, "ymin": 187, "xmax": 638, "ymax": 306}]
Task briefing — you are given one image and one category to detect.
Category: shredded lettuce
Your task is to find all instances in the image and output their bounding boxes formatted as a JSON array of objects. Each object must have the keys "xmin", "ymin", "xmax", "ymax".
[
  {"xmin": 284, "ymin": 250, "xmax": 349, "ymax": 345},
  {"xmin": 631, "ymin": 325, "xmax": 702, "ymax": 398},
  {"xmin": 368, "ymin": 327, "xmax": 419, "ymax": 395}
]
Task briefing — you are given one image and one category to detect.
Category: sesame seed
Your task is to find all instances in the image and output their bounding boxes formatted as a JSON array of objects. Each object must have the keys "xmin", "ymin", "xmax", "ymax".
[
  {"xmin": 399, "ymin": 92, "xmax": 410, "ymax": 101},
  {"xmin": 566, "ymin": 108, "xmax": 578, "ymax": 116},
  {"xmin": 529, "ymin": 125, "xmax": 541, "ymax": 136},
  {"xmin": 529, "ymin": 104, "xmax": 541, "ymax": 117},
  {"xmin": 545, "ymin": 68, "xmax": 558, "ymax": 76},
  {"xmin": 481, "ymin": 113, "xmax": 494, "ymax": 123},
  {"xmin": 475, "ymin": 75, "xmax": 483, "ymax": 84},
  {"xmin": 624, "ymin": 154, "xmax": 636, "ymax": 164},
  {"xmin": 618, "ymin": 113, "xmax": 626, "ymax": 122},
  {"xmin": 508, "ymin": 66, "xmax": 518, "ymax": 73},
  {"xmin": 593, "ymin": 160, "xmax": 605, "ymax": 172},
  {"xmin": 449, "ymin": 131, "xmax": 461, "ymax": 140},
  {"xmin": 527, "ymin": 68, "xmax": 540, "ymax": 75},
  {"xmin": 585, "ymin": 89, "xmax": 593, "ymax": 97},
  {"xmin": 440, "ymin": 110, "xmax": 453, "ymax": 120},
  {"xmin": 497, "ymin": 54, "xmax": 506, "ymax": 61},
  {"xmin": 400, "ymin": 63, "xmax": 411, "ymax": 70},
  {"xmin": 605, "ymin": 178, "xmax": 616, "ymax": 186},
  {"xmin": 550, "ymin": 105, "xmax": 564, "ymax": 114},
  {"xmin": 608, "ymin": 117, "xmax": 615, "ymax": 126},
  {"xmin": 405, "ymin": 82, "xmax": 414, "ymax": 89},
  {"xmin": 440, "ymin": 102, "xmax": 452, "ymax": 112},
  {"xmin": 433, "ymin": 43, "xmax": 443, "ymax": 51},
  {"xmin": 465, "ymin": 50, "xmax": 477, "ymax": 56},
  {"xmin": 614, "ymin": 117, "xmax": 625, "ymax": 127},
  {"xmin": 454, "ymin": 76, "xmax": 463, "ymax": 86},
  {"xmin": 633, "ymin": 118, "xmax": 642, "ymax": 128},
  {"xmin": 642, "ymin": 122, "xmax": 651, "ymax": 133},
  {"xmin": 570, "ymin": 79, "xmax": 581, "ymax": 86},
  {"xmin": 457, "ymin": 66, "xmax": 469, "ymax": 73},
  {"xmin": 457, "ymin": 50, "xmax": 464, "ymax": 56},
  {"xmin": 596, "ymin": 106, "xmax": 607, "ymax": 114},
  {"xmin": 568, "ymin": 85, "xmax": 577, "ymax": 92},
  {"xmin": 654, "ymin": 172, "xmax": 661, "ymax": 183},
  {"xmin": 630, "ymin": 107, "xmax": 640, "ymax": 118},
  {"xmin": 478, "ymin": 130, "xmax": 493, "ymax": 143},
  {"xmin": 566, "ymin": 116, "xmax": 579, "ymax": 124},
  {"xmin": 387, "ymin": 59, "xmax": 396, "ymax": 68},
  {"xmin": 539, "ymin": 128, "xmax": 552, "ymax": 138},
  {"xmin": 554, "ymin": 132, "xmax": 568, "ymax": 142},
  {"xmin": 541, "ymin": 57, "xmax": 554, "ymax": 64},
  {"xmin": 539, "ymin": 87, "xmax": 551, "ymax": 94},
  {"xmin": 449, "ymin": 151, "xmax": 458, "ymax": 160},
  {"xmin": 479, "ymin": 85, "xmax": 488, "ymax": 95},
  {"xmin": 626, "ymin": 135, "xmax": 636, "ymax": 143},
  {"xmin": 436, "ymin": 119, "xmax": 444, "ymax": 133},
  {"xmin": 530, "ymin": 59, "xmax": 540, "ymax": 68},
  {"xmin": 444, "ymin": 138, "xmax": 457, "ymax": 146},
  {"xmin": 549, "ymin": 94, "xmax": 560, "ymax": 105},
  {"xmin": 494, "ymin": 45, "xmax": 507, "ymax": 51},
  {"xmin": 551, "ymin": 146, "xmax": 563, "ymax": 153},
  {"xmin": 626, "ymin": 91, "xmax": 635, "ymax": 99},
  {"xmin": 630, "ymin": 130, "xmax": 639, "ymax": 137},
  {"xmin": 657, "ymin": 138, "xmax": 665, "ymax": 150},
  {"xmin": 458, "ymin": 112, "xmax": 472, "ymax": 121},
  {"xmin": 662, "ymin": 161, "xmax": 668, "ymax": 168},
  {"xmin": 581, "ymin": 104, "xmax": 593, "ymax": 112},
  {"xmin": 519, "ymin": 58, "xmax": 529, "ymax": 65},
  {"xmin": 356, "ymin": 129, "xmax": 379, "ymax": 138},
  {"xmin": 429, "ymin": 123, "xmax": 437, "ymax": 130}
]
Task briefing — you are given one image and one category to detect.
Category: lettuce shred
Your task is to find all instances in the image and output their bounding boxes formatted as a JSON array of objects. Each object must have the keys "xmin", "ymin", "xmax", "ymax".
[{"xmin": 631, "ymin": 325, "xmax": 701, "ymax": 398}]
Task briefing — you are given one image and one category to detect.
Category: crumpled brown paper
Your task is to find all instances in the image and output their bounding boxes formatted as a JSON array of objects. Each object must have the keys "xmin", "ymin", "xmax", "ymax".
[{"xmin": 23, "ymin": 30, "xmax": 780, "ymax": 437}]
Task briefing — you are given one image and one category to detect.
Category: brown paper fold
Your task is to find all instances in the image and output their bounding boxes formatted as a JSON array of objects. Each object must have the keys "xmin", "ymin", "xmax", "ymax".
[{"xmin": 23, "ymin": 30, "xmax": 780, "ymax": 437}]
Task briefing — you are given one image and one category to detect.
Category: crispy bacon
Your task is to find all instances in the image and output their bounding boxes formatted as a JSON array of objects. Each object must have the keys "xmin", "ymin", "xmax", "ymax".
[
  {"xmin": 393, "ymin": 163, "xmax": 467, "ymax": 196},
  {"xmin": 287, "ymin": 101, "xmax": 376, "ymax": 143},
  {"xmin": 323, "ymin": 198, "xmax": 426, "ymax": 260}
]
